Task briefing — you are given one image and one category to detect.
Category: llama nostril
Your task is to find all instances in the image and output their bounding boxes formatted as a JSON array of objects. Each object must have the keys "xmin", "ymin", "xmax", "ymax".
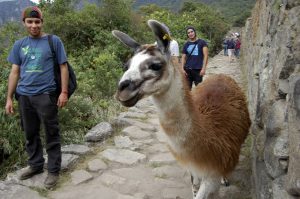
[{"xmin": 119, "ymin": 80, "xmax": 131, "ymax": 91}]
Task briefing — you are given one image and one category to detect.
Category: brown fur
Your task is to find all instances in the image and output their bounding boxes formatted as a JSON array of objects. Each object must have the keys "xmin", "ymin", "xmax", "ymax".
[{"xmin": 162, "ymin": 74, "xmax": 251, "ymax": 176}]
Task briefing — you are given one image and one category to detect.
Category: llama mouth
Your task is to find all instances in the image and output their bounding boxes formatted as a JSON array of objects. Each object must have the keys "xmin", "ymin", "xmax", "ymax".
[
  {"xmin": 117, "ymin": 88, "xmax": 142, "ymax": 107},
  {"xmin": 119, "ymin": 93, "xmax": 141, "ymax": 107}
]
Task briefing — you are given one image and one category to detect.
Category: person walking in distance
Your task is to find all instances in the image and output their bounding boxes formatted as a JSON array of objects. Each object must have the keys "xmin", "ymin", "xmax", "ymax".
[
  {"xmin": 223, "ymin": 36, "xmax": 229, "ymax": 56},
  {"xmin": 5, "ymin": 6, "xmax": 69, "ymax": 188},
  {"xmin": 227, "ymin": 35, "xmax": 236, "ymax": 62},
  {"xmin": 234, "ymin": 36, "xmax": 241, "ymax": 59},
  {"xmin": 181, "ymin": 26, "xmax": 208, "ymax": 90}
]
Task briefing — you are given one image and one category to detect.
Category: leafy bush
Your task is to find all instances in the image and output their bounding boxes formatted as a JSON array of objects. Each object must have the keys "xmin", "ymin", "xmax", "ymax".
[
  {"xmin": 138, "ymin": 2, "xmax": 230, "ymax": 55},
  {"xmin": 0, "ymin": 22, "xmax": 27, "ymax": 178}
]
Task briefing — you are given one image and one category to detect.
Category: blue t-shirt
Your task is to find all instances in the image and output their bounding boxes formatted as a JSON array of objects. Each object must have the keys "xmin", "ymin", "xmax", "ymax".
[
  {"xmin": 182, "ymin": 39, "xmax": 208, "ymax": 69},
  {"xmin": 7, "ymin": 35, "xmax": 67, "ymax": 96}
]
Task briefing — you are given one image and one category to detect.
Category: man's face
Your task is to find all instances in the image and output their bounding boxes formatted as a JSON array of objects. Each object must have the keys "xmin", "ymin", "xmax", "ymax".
[
  {"xmin": 23, "ymin": 18, "xmax": 43, "ymax": 37},
  {"xmin": 187, "ymin": 29, "xmax": 196, "ymax": 40}
]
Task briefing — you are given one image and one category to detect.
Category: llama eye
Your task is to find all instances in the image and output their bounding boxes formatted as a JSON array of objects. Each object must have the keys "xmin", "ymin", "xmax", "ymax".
[{"xmin": 149, "ymin": 63, "xmax": 162, "ymax": 71}]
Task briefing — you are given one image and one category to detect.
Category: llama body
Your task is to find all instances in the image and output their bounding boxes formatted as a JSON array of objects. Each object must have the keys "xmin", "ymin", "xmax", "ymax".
[
  {"xmin": 156, "ymin": 73, "xmax": 249, "ymax": 175},
  {"xmin": 112, "ymin": 20, "xmax": 251, "ymax": 199}
]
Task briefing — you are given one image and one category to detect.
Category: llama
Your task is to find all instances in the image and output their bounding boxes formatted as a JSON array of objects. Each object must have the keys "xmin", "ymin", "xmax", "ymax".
[{"xmin": 112, "ymin": 20, "xmax": 251, "ymax": 199}]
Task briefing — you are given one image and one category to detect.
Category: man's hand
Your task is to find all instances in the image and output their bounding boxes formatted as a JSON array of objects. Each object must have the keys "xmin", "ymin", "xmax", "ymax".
[
  {"xmin": 6, "ymin": 64, "xmax": 20, "ymax": 114},
  {"xmin": 57, "ymin": 92, "xmax": 68, "ymax": 108},
  {"xmin": 5, "ymin": 98, "xmax": 14, "ymax": 114}
]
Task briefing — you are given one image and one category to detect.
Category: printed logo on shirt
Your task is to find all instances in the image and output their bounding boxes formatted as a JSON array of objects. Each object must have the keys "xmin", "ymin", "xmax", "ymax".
[
  {"xmin": 25, "ymin": 47, "xmax": 43, "ymax": 73},
  {"xmin": 22, "ymin": 45, "xmax": 30, "ymax": 55},
  {"xmin": 187, "ymin": 44, "xmax": 198, "ymax": 56}
]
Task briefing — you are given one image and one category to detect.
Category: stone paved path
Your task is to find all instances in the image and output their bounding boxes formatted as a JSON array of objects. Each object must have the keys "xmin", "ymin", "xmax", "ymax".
[{"xmin": 0, "ymin": 52, "xmax": 252, "ymax": 199}]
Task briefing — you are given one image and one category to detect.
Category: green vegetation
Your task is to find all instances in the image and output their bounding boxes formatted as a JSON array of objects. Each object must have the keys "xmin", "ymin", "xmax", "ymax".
[
  {"xmin": 133, "ymin": 0, "xmax": 183, "ymax": 12},
  {"xmin": 0, "ymin": 22, "xmax": 28, "ymax": 177},
  {"xmin": 0, "ymin": 0, "xmax": 229, "ymax": 178},
  {"xmin": 134, "ymin": 0, "xmax": 256, "ymax": 27},
  {"xmin": 198, "ymin": 0, "xmax": 255, "ymax": 27},
  {"xmin": 139, "ymin": 2, "xmax": 230, "ymax": 54}
]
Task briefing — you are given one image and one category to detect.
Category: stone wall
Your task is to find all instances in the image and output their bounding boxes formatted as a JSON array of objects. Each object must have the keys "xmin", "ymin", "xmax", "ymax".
[{"xmin": 241, "ymin": 0, "xmax": 300, "ymax": 198}]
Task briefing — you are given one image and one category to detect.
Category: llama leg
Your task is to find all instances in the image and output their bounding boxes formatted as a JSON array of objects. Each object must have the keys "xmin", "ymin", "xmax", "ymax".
[
  {"xmin": 190, "ymin": 172, "xmax": 201, "ymax": 199},
  {"xmin": 195, "ymin": 177, "xmax": 220, "ymax": 199},
  {"xmin": 221, "ymin": 177, "xmax": 230, "ymax": 186}
]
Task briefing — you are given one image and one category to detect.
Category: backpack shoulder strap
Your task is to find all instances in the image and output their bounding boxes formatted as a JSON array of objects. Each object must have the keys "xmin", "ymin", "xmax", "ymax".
[
  {"xmin": 47, "ymin": 34, "xmax": 55, "ymax": 55},
  {"xmin": 47, "ymin": 34, "xmax": 60, "ymax": 91},
  {"xmin": 186, "ymin": 40, "xmax": 199, "ymax": 63},
  {"xmin": 47, "ymin": 34, "xmax": 59, "ymax": 70}
]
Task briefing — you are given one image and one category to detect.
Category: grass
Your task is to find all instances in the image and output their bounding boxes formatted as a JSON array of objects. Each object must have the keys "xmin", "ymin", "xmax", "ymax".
[
  {"xmin": 241, "ymin": 134, "xmax": 253, "ymax": 157},
  {"xmin": 149, "ymin": 162, "xmax": 163, "ymax": 168},
  {"xmin": 155, "ymin": 173, "xmax": 168, "ymax": 179},
  {"xmin": 31, "ymin": 187, "xmax": 49, "ymax": 197},
  {"xmin": 272, "ymin": 0, "xmax": 282, "ymax": 12}
]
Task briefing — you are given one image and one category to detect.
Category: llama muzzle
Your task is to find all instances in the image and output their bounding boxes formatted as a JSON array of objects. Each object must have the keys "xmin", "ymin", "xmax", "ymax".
[{"xmin": 116, "ymin": 79, "xmax": 142, "ymax": 107}]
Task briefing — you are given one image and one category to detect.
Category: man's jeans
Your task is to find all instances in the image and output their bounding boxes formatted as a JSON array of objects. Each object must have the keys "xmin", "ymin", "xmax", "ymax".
[{"xmin": 18, "ymin": 94, "xmax": 61, "ymax": 174}]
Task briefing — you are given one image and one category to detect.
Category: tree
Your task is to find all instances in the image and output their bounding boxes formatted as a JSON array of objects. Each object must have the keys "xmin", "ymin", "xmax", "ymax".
[{"xmin": 138, "ymin": 4, "xmax": 165, "ymax": 15}]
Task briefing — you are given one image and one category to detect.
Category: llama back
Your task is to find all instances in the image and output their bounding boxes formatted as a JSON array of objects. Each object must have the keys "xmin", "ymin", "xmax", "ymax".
[
  {"xmin": 193, "ymin": 74, "xmax": 250, "ymax": 125},
  {"xmin": 192, "ymin": 74, "xmax": 250, "ymax": 133},
  {"xmin": 185, "ymin": 74, "xmax": 251, "ymax": 176}
]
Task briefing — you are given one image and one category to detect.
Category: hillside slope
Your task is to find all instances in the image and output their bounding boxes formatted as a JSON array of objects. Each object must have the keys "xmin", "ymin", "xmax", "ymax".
[
  {"xmin": 0, "ymin": 0, "xmax": 34, "ymax": 26},
  {"xmin": 0, "ymin": 0, "xmax": 255, "ymax": 26},
  {"xmin": 133, "ymin": 0, "xmax": 255, "ymax": 24}
]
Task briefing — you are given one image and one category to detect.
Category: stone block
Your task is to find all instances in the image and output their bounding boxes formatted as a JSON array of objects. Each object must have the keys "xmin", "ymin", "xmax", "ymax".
[
  {"xmin": 85, "ymin": 122, "xmax": 113, "ymax": 142},
  {"xmin": 286, "ymin": 75, "xmax": 300, "ymax": 196}
]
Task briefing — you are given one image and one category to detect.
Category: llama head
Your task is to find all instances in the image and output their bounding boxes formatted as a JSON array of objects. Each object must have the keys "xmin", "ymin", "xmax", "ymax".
[{"xmin": 112, "ymin": 20, "xmax": 174, "ymax": 107}]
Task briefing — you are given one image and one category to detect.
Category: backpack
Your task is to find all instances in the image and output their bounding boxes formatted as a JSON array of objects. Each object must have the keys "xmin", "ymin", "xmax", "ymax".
[
  {"xmin": 47, "ymin": 35, "xmax": 77, "ymax": 98},
  {"xmin": 227, "ymin": 39, "xmax": 236, "ymax": 49},
  {"xmin": 235, "ymin": 40, "xmax": 241, "ymax": 49}
]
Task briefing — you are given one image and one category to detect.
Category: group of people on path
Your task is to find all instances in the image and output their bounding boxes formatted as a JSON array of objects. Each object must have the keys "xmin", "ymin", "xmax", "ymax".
[
  {"xmin": 4, "ymin": 6, "xmax": 210, "ymax": 189},
  {"xmin": 223, "ymin": 33, "xmax": 241, "ymax": 62}
]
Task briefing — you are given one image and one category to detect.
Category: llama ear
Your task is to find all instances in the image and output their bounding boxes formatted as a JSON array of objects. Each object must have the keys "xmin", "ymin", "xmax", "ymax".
[
  {"xmin": 147, "ymin": 20, "xmax": 170, "ymax": 53},
  {"xmin": 112, "ymin": 30, "xmax": 141, "ymax": 50}
]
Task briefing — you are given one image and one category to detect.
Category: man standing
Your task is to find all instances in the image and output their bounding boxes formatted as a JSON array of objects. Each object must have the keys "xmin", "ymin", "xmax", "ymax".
[
  {"xmin": 181, "ymin": 26, "xmax": 208, "ymax": 89},
  {"xmin": 223, "ymin": 36, "xmax": 229, "ymax": 56},
  {"xmin": 5, "ymin": 6, "xmax": 69, "ymax": 188},
  {"xmin": 234, "ymin": 36, "xmax": 241, "ymax": 59}
]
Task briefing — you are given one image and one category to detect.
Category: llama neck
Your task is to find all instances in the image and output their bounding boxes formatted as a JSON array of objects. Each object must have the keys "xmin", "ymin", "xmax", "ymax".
[{"xmin": 151, "ymin": 67, "xmax": 193, "ymax": 136}]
